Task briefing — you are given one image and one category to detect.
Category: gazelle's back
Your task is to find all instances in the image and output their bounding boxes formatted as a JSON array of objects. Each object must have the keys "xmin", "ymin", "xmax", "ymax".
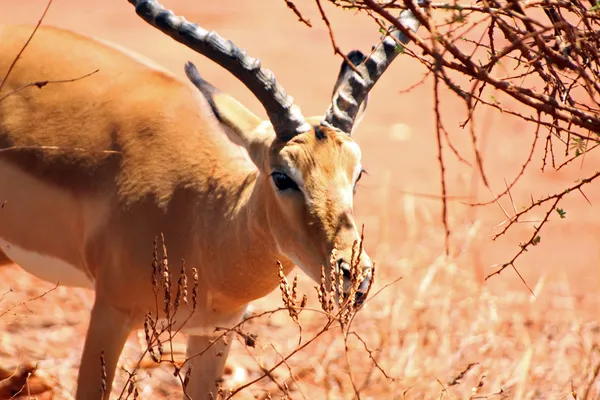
[{"xmin": 0, "ymin": 24, "xmax": 241, "ymax": 206}]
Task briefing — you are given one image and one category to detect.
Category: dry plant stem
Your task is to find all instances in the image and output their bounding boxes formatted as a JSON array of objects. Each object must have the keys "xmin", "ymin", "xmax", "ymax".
[
  {"xmin": 487, "ymin": 170, "xmax": 600, "ymax": 282},
  {"xmin": 492, "ymin": 170, "xmax": 600, "ymax": 240},
  {"xmin": 0, "ymin": 144, "xmax": 118, "ymax": 156},
  {"xmin": 583, "ymin": 360, "xmax": 600, "ymax": 400},
  {"xmin": 342, "ymin": 332, "xmax": 361, "ymax": 400},
  {"xmin": 557, "ymin": 142, "xmax": 600, "ymax": 171},
  {"xmin": 363, "ymin": 12, "xmax": 471, "ymax": 170},
  {"xmin": 0, "ymin": 69, "xmax": 100, "ymax": 104},
  {"xmin": 283, "ymin": 0, "xmax": 312, "ymax": 27},
  {"xmin": 256, "ymin": 343, "xmax": 308, "ymax": 399},
  {"xmin": 398, "ymin": 68, "xmax": 433, "ymax": 93},
  {"xmin": 433, "ymin": 53, "xmax": 451, "ymax": 256},
  {"xmin": 224, "ymin": 319, "xmax": 337, "ymax": 399},
  {"xmin": 0, "ymin": 288, "xmax": 12, "ymax": 305},
  {"xmin": 436, "ymin": 378, "xmax": 451, "ymax": 398},
  {"xmin": 349, "ymin": 331, "xmax": 396, "ymax": 383},
  {"xmin": 441, "ymin": 124, "xmax": 471, "ymax": 166},
  {"xmin": 361, "ymin": 0, "xmax": 600, "ymax": 134},
  {"xmin": 0, "ymin": 283, "xmax": 58, "ymax": 318},
  {"xmin": 118, "ymin": 235, "xmax": 198, "ymax": 400},
  {"xmin": 470, "ymin": 112, "xmax": 542, "ymax": 207},
  {"xmin": 0, "ymin": 0, "xmax": 53, "ymax": 93},
  {"xmin": 448, "ymin": 362, "xmax": 478, "ymax": 386},
  {"xmin": 462, "ymin": 79, "xmax": 490, "ymax": 187},
  {"xmin": 314, "ymin": 0, "xmax": 362, "ymax": 75},
  {"xmin": 225, "ymin": 241, "xmax": 376, "ymax": 398},
  {"xmin": 116, "ymin": 235, "xmax": 383, "ymax": 397}
]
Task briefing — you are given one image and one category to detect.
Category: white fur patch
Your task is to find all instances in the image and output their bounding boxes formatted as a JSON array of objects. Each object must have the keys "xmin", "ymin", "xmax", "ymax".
[
  {"xmin": 343, "ymin": 141, "xmax": 363, "ymax": 184},
  {"xmin": 0, "ymin": 238, "xmax": 94, "ymax": 289},
  {"xmin": 344, "ymin": 141, "xmax": 362, "ymax": 162},
  {"xmin": 255, "ymin": 120, "xmax": 275, "ymax": 136},
  {"xmin": 287, "ymin": 165, "xmax": 305, "ymax": 189},
  {"xmin": 352, "ymin": 162, "xmax": 363, "ymax": 185},
  {"xmin": 340, "ymin": 187, "xmax": 354, "ymax": 209},
  {"xmin": 180, "ymin": 303, "xmax": 248, "ymax": 337}
]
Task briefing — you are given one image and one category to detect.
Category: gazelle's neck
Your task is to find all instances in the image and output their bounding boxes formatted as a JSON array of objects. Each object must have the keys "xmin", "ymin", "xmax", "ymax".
[{"xmin": 192, "ymin": 165, "xmax": 295, "ymax": 305}]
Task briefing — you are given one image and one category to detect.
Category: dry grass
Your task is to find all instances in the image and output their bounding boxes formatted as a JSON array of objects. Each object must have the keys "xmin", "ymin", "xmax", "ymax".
[{"xmin": 1, "ymin": 188, "xmax": 598, "ymax": 400}]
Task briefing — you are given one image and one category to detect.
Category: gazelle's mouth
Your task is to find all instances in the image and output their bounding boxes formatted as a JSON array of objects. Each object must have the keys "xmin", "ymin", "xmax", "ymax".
[
  {"xmin": 352, "ymin": 273, "xmax": 372, "ymax": 307},
  {"xmin": 337, "ymin": 271, "xmax": 371, "ymax": 309},
  {"xmin": 354, "ymin": 291, "xmax": 367, "ymax": 307},
  {"xmin": 334, "ymin": 256, "xmax": 373, "ymax": 309}
]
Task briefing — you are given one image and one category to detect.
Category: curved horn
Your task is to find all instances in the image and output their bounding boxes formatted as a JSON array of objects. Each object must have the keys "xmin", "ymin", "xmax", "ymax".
[
  {"xmin": 128, "ymin": 0, "xmax": 310, "ymax": 139},
  {"xmin": 323, "ymin": 5, "xmax": 422, "ymax": 134}
]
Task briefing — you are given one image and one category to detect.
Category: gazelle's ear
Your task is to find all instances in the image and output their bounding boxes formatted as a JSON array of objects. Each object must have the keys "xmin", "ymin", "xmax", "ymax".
[
  {"xmin": 184, "ymin": 62, "xmax": 273, "ymax": 168},
  {"xmin": 330, "ymin": 50, "xmax": 369, "ymax": 135},
  {"xmin": 185, "ymin": 62, "xmax": 263, "ymax": 140}
]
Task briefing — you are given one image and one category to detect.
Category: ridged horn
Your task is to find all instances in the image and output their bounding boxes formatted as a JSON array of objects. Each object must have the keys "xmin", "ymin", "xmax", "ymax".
[
  {"xmin": 128, "ymin": 0, "xmax": 310, "ymax": 139},
  {"xmin": 323, "ymin": 4, "xmax": 422, "ymax": 134}
]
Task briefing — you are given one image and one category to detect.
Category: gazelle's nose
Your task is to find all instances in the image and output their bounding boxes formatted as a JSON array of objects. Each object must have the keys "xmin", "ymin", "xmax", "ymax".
[
  {"xmin": 354, "ymin": 270, "xmax": 371, "ymax": 306},
  {"xmin": 337, "ymin": 258, "xmax": 352, "ymax": 280},
  {"xmin": 336, "ymin": 256, "xmax": 372, "ymax": 307}
]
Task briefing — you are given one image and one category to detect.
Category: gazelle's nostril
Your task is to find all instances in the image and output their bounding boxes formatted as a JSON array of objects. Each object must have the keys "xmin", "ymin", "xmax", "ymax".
[
  {"xmin": 354, "ymin": 291, "xmax": 366, "ymax": 307},
  {"xmin": 336, "ymin": 259, "xmax": 352, "ymax": 279},
  {"xmin": 357, "ymin": 272, "xmax": 371, "ymax": 293}
]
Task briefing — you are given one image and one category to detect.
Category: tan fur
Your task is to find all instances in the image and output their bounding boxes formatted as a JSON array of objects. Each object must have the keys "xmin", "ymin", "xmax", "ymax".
[
  {"xmin": 0, "ymin": 24, "xmax": 371, "ymax": 400},
  {"xmin": 0, "ymin": 249, "xmax": 12, "ymax": 265}
]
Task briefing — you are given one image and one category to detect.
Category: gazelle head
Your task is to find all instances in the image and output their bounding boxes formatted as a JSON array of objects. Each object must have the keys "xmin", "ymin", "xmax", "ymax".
[
  {"xmin": 263, "ymin": 122, "xmax": 369, "ymax": 288},
  {"xmin": 130, "ymin": 0, "xmax": 421, "ymax": 305},
  {"xmin": 185, "ymin": 53, "xmax": 373, "ymax": 304},
  {"xmin": 256, "ymin": 122, "xmax": 372, "ymax": 300}
]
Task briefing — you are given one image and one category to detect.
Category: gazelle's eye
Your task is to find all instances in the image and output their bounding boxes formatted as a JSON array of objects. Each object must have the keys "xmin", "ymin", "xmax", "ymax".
[{"xmin": 271, "ymin": 172, "xmax": 299, "ymax": 192}]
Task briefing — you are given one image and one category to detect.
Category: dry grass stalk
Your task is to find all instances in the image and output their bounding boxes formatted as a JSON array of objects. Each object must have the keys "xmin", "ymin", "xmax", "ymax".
[{"xmin": 0, "ymin": 363, "xmax": 53, "ymax": 399}]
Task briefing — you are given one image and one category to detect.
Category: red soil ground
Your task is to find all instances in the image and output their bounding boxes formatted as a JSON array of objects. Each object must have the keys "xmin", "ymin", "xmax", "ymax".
[{"xmin": 0, "ymin": 1, "xmax": 599, "ymax": 399}]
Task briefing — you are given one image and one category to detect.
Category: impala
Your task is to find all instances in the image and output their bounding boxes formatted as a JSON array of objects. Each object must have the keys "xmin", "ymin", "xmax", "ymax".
[{"xmin": 0, "ymin": 0, "xmax": 420, "ymax": 398}]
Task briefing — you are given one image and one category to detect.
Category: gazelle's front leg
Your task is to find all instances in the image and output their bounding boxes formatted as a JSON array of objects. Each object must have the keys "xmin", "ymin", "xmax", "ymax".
[
  {"xmin": 76, "ymin": 298, "xmax": 138, "ymax": 400},
  {"xmin": 184, "ymin": 331, "xmax": 234, "ymax": 400}
]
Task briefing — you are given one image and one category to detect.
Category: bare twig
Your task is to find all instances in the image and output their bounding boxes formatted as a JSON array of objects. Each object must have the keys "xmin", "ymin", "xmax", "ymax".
[
  {"xmin": 0, "ymin": 69, "xmax": 100, "ymax": 104},
  {"xmin": 0, "ymin": 0, "xmax": 53, "ymax": 93},
  {"xmin": 283, "ymin": 0, "xmax": 312, "ymax": 27},
  {"xmin": 315, "ymin": 0, "xmax": 362, "ymax": 74}
]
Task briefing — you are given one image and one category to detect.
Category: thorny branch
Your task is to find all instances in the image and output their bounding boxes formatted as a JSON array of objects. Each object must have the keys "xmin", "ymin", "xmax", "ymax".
[
  {"xmin": 0, "ymin": 0, "xmax": 54, "ymax": 93},
  {"xmin": 283, "ymin": 0, "xmax": 313, "ymax": 27},
  {"xmin": 0, "ymin": 284, "xmax": 58, "ymax": 319},
  {"xmin": 486, "ymin": 170, "xmax": 600, "ymax": 281},
  {"xmin": 314, "ymin": 0, "xmax": 364, "ymax": 74},
  {"xmin": 0, "ymin": 69, "xmax": 100, "ymax": 104},
  {"xmin": 326, "ymin": 0, "xmax": 600, "ymax": 280}
]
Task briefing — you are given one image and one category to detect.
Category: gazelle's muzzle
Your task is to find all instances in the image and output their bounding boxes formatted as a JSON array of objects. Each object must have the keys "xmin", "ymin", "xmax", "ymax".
[
  {"xmin": 354, "ymin": 270, "xmax": 372, "ymax": 307},
  {"xmin": 335, "ymin": 254, "xmax": 373, "ymax": 308}
]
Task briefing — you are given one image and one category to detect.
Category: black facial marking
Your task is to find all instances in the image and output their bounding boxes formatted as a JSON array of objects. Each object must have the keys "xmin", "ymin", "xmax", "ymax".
[
  {"xmin": 340, "ymin": 50, "xmax": 367, "ymax": 77},
  {"xmin": 337, "ymin": 212, "xmax": 355, "ymax": 231},
  {"xmin": 185, "ymin": 61, "xmax": 223, "ymax": 122},
  {"xmin": 314, "ymin": 125, "xmax": 328, "ymax": 141}
]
